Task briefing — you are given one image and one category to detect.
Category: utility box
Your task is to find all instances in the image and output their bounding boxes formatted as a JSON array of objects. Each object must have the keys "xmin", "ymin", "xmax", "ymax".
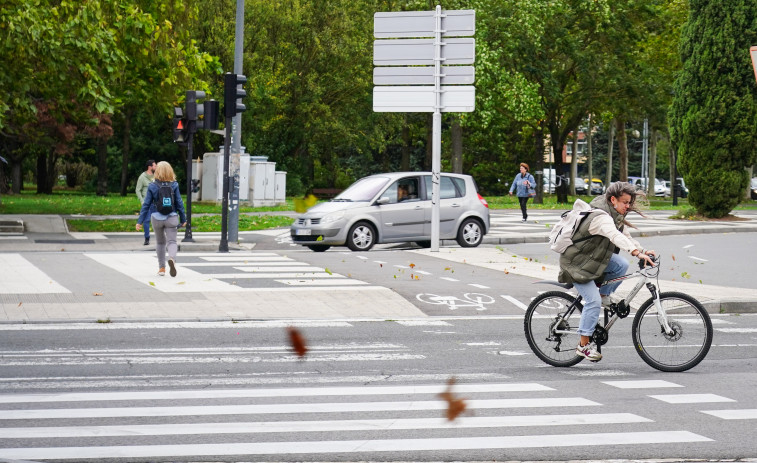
[
  {"xmin": 200, "ymin": 152, "xmax": 221, "ymax": 202},
  {"xmin": 274, "ymin": 171, "xmax": 287, "ymax": 203},
  {"xmin": 249, "ymin": 159, "xmax": 276, "ymax": 206}
]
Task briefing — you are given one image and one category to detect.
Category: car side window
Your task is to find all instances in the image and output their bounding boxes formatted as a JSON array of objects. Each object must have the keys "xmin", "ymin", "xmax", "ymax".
[
  {"xmin": 424, "ymin": 176, "xmax": 463, "ymax": 199},
  {"xmin": 387, "ymin": 178, "xmax": 420, "ymax": 204}
]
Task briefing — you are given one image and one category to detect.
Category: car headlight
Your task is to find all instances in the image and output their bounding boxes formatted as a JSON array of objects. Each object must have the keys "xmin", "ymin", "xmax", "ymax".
[{"xmin": 321, "ymin": 211, "xmax": 345, "ymax": 224}]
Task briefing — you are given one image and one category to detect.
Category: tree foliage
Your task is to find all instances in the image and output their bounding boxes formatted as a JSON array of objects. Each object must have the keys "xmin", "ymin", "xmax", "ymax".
[{"xmin": 669, "ymin": 0, "xmax": 757, "ymax": 217}]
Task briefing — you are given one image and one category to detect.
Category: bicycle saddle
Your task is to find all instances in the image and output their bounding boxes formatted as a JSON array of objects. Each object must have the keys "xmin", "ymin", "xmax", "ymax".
[{"xmin": 534, "ymin": 280, "xmax": 573, "ymax": 289}]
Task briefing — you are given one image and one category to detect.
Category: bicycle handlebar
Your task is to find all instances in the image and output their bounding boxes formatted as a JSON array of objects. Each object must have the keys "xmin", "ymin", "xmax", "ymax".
[{"xmin": 637, "ymin": 254, "xmax": 660, "ymax": 270}]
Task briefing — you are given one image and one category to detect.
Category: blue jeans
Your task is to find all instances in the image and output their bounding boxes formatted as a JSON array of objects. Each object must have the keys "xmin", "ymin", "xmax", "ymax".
[
  {"xmin": 141, "ymin": 205, "xmax": 156, "ymax": 239},
  {"xmin": 574, "ymin": 253, "xmax": 629, "ymax": 337}
]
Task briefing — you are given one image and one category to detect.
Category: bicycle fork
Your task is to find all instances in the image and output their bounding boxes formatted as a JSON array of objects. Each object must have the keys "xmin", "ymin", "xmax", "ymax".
[{"xmin": 647, "ymin": 282, "xmax": 675, "ymax": 336}]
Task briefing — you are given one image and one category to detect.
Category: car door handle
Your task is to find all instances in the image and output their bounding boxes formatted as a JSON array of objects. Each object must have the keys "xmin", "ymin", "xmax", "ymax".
[
  {"xmin": 450, "ymin": 203, "xmax": 461, "ymax": 207},
  {"xmin": 414, "ymin": 206, "xmax": 422, "ymax": 210}
]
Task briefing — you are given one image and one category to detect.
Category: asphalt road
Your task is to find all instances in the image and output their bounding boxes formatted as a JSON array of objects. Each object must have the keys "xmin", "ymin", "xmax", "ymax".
[{"xmin": 1, "ymin": 315, "xmax": 756, "ymax": 462}]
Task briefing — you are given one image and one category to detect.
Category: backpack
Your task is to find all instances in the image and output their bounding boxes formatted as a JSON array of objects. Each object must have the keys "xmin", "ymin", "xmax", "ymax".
[
  {"xmin": 155, "ymin": 182, "xmax": 175, "ymax": 215},
  {"xmin": 548, "ymin": 198, "xmax": 605, "ymax": 253}
]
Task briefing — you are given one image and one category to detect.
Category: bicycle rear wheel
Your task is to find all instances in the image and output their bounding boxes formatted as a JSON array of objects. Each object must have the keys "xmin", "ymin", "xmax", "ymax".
[
  {"xmin": 524, "ymin": 291, "xmax": 584, "ymax": 367},
  {"xmin": 632, "ymin": 291, "xmax": 713, "ymax": 372}
]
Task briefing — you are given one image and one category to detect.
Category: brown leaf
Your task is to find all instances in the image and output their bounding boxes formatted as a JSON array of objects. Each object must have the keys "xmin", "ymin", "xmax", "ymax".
[
  {"xmin": 287, "ymin": 327, "xmax": 308, "ymax": 357},
  {"xmin": 409, "ymin": 263, "xmax": 416, "ymax": 269},
  {"xmin": 438, "ymin": 377, "xmax": 467, "ymax": 421},
  {"xmin": 672, "ymin": 254, "xmax": 676, "ymax": 261},
  {"xmin": 92, "ymin": 292, "xmax": 103, "ymax": 296},
  {"xmin": 17, "ymin": 302, "xmax": 22, "ymax": 307},
  {"xmin": 542, "ymin": 266, "xmax": 546, "ymax": 271}
]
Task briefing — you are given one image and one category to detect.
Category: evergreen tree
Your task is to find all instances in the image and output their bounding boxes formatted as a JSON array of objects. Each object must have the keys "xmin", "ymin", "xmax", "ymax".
[{"xmin": 669, "ymin": 0, "xmax": 757, "ymax": 217}]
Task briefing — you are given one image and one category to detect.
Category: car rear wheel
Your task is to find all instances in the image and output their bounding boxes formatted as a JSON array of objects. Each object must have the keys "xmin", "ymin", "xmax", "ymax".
[
  {"xmin": 347, "ymin": 222, "xmax": 376, "ymax": 251},
  {"xmin": 307, "ymin": 245, "xmax": 331, "ymax": 252},
  {"xmin": 415, "ymin": 240, "xmax": 431, "ymax": 248},
  {"xmin": 456, "ymin": 218, "xmax": 483, "ymax": 247}
]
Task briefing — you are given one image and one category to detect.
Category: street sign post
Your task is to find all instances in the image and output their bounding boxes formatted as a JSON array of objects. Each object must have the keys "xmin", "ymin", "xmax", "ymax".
[{"xmin": 373, "ymin": 6, "xmax": 475, "ymax": 251}]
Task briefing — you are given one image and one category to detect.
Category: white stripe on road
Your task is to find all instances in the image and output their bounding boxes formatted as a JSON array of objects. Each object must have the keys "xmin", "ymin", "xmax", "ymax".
[
  {"xmin": 0, "ymin": 254, "xmax": 70, "ymax": 294},
  {"xmin": 0, "ymin": 320, "xmax": 353, "ymax": 331},
  {"xmin": 439, "ymin": 277, "xmax": 459, "ymax": 282},
  {"xmin": 0, "ymin": 432, "xmax": 711, "ymax": 460},
  {"xmin": 649, "ymin": 394, "xmax": 736, "ymax": 404},
  {"xmin": 199, "ymin": 255, "xmax": 292, "ymax": 261},
  {"xmin": 235, "ymin": 266, "xmax": 324, "ymax": 272},
  {"xmin": 501, "ymin": 295, "xmax": 528, "ymax": 310},
  {"xmin": 701, "ymin": 409, "xmax": 757, "ymax": 420},
  {"xmin": 468, "ymin": 283, "xmax": 490, "ymax": 289},
  {"xmin": 716, "ymin": 328, "xmax": 757, "ymax": 333},
  {"xmin": 180, "ymin": 262, "xmax": 316, "ymax": 267},
  {"xmin": 1, "ymin": 397, "xmax": 601, "ymax": 419},
  {"xmin": 205, "ymin": 273, "xmax": 348, "ymax": 279},
  {"xmin": 0, "ymin": 413, "xmax": 650, "ymax": 439},
  {"xmin": 0, "ymin": 382, "xmax": 552, "ymax": 404},
  {"xmin": 275, "ymin": 279, "xmax": 369, "ymax": 286},
  {"xmin": 603, "ymin": 380, "xmax": 683, "ymax": 389}
]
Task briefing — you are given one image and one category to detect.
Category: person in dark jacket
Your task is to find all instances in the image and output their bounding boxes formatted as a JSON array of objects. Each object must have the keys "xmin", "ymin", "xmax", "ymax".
[
  {"xmin": 509, "ymin": 163, "xmax": 536, "ymax": 222},
  {"xmin": 559, "ymin": 181, "xmax": 656, "ymax": 362},
  {"xmin": 136, "ymin": 161, "xmax": 186, "ymax": 277}
]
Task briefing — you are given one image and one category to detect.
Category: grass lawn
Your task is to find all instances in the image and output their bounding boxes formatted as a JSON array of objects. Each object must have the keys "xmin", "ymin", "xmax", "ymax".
[{"xmin": 2, "ymin": 188, "xmax": 755, "ymax": 232}]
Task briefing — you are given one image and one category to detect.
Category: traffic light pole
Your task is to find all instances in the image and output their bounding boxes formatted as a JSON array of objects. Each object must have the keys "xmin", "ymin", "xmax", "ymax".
[
  {"xmin": 182, "ymin": 127, "xmax": 195, "ymax": 242},
  {"xmin": 219, "ymin": 117, "xmax": 232, "ymax": 253}
]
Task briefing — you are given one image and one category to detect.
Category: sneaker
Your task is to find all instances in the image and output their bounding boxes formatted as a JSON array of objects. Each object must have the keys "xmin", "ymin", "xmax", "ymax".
[
  {"xmin": 522, "ymin": 218, "xmax": 527, "ymax": 223},
  {"xmin": 158, "ymin": 267, "xmax": 165, "ymax": 276},
  {"xmin": 601, "ymin": 294, "xmax": 621, "ymax": 308},
  {"xmin": 168, "ymin": 258, "xmax": 177, "ymax": 277},
  {"xmin": 143, "ymin": 238, "xmax": 150, "ymax": 246},
  {"xmin": 576, "ymin": 342, "xmax": 602, "ymax": 362}
]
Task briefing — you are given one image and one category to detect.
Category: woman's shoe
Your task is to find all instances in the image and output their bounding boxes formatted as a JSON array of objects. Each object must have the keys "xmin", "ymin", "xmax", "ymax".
[{"xmin": 158, "ymin": 267, "xmax": 165, "ymax": 276}]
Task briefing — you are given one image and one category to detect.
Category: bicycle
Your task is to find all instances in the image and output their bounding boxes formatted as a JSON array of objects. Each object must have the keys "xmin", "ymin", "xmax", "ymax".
[
  {"xmin": 523, "ymin": 257, "xmax": 713, "ymax": 372},
  {"xmin": 416, "ymin": 292, "xmax": 495, "ymax": 311}
]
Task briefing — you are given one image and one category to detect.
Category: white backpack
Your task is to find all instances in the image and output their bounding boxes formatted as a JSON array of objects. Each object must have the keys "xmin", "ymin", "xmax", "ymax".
[{"xmin": 548, "ymin": 199, "xmax": 605, "ymax": 253}]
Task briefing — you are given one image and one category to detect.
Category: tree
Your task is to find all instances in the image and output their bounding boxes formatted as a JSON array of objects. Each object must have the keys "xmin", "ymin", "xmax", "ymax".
[{"xmin": 669, "ymin": 0, "xmax": 757, "ymax": 217}]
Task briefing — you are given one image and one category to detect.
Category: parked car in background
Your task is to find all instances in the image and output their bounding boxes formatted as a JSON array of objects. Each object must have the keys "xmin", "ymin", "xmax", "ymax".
[
  {"xmin": 570, "ymin": 177, "xmax": 588, "ymax": 195},
  {"xmin": 751, "ymin": 178, "xmax": 757, "ymax": 200},
  {"xmin": 676, "ymin": 177, "xmax": 689, "ymax": 198},
  {"xmin": 663, "ymin": 180, "xmax": 671, "ymax": 197},
  {"xmin": 584, "ymin": 178, "xmax": 605, "ymax": 195},
  {"xmin": 628, "ymin": 177, "xmax": 665, "ymax": 196},
  {"xmin": 291, "ymin": 172, "xmax": 490, "ymax": 252}
]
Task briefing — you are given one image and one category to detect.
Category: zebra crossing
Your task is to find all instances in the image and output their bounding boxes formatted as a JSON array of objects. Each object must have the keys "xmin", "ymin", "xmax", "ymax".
[
  {"xmin": 0, "ymin": 252, "xmax": 378, "ymax": 295},
  {"xmin": 0, "ymin": 379, "xmax": 738, "ymax": 461}
]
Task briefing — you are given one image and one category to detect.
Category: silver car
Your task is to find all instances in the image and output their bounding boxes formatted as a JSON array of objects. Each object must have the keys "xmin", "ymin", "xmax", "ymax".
[{"xmin": 291, "ymin": 172, "xmax": 490, "ymax": 252}]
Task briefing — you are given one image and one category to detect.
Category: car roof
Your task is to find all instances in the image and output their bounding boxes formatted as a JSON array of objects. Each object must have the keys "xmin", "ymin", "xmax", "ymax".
[{"xmin": 365, "ymin": 172, "xmax": 471, "ymax": 180}]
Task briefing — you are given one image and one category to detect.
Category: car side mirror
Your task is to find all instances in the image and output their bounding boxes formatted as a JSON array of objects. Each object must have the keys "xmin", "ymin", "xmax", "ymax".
[{"xmin": 376, "ymin": 196, "xmax": 390, "ymax": 205}]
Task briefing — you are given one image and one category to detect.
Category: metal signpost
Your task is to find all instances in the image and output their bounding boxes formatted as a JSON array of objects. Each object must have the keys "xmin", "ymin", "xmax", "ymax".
[{"xmin": 373, "ymin": 6, "xmax": 475, "ymax": 251}]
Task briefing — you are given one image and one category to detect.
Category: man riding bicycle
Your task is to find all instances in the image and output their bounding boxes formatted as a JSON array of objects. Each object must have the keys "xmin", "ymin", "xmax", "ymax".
[{"xmin": 559, "ymin": 181, "xmax": 656, "ymax": 362}]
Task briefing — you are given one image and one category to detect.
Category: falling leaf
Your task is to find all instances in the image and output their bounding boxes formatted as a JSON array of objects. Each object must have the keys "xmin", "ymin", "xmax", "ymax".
[
  {"xmin": 409, "ymin": 263, "xmax": 416, "ymax": 269},
  {"xmin": 444, "ymin": 267, "xmax": 451, "ymax": 271},
  {"xmin": 438, "ymin": 377, "xmax": 467, "ymax": 421},
  {"xmin": 92, "ymin": 292, "xmax": 103, "ymax": 296},
  {"xmin": 504, "ymin": 270, "xmax": 509, "ymax": 274},
  {"xmin": 681, "ymin": 272, "xmax": 691, "ymax": 279},
  {"xmin": 542, "ymin": 266, "xmax": 546, "ymax": 271},
  {"xmin": 149, "ymin": 281, "xmax": 156, "ymax": 286},
  {"xmin": 177, "ymin": 281, "xmax": 186, "ymax": 285},
  {"xmin": 316, "ymin": 236, "xmax": 323, "ymax": 241},
  {"xmin": 672, "ymin": 255, "xmax": 676, "ymax": 261},
  {"xmin": 17, "ymin": 302, "xmax": 22, "ymax": 307},
  {"xmin": 293, "ymin": 194, "xmax": 318, "ymax": 213},
  {"xmin": 380, "ymin": 263, "xmax": 383, "ymax": 268},
  {"xmin": 324, "ymin": 268, "xmax": 333, "ymax": 275},
  {"xmin": 393, "ymin": 275, "xmax": 397, "ymax": 279},
  {"xmin": 287, "ymin": 327, "xmax": 308, "ymax": 357}
]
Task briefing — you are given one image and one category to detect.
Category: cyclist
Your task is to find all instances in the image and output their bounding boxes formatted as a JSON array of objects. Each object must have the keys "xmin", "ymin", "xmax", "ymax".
[{"xmin": 558, "ymin": 181, "xmax": 656, "ymax": 362}]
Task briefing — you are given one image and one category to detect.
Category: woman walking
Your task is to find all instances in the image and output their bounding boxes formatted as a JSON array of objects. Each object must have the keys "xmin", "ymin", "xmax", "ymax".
[
  {"xmin": 136, "ymin": 161, "xmax": 186, "ymax": 277},
  {"xmin": 509, "ymin": 162, "xmax": 536, "ymax": 222}
]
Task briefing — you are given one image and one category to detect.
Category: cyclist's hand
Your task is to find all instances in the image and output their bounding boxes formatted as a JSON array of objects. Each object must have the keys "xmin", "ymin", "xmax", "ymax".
[{"xmin": 636, "ymin": 251, "xmax": 655, "ymax": 268}]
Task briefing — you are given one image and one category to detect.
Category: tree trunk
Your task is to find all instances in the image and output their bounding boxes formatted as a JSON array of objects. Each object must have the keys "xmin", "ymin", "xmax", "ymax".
[
  {"xmin": 36, "ymin": 152, "xmax": 50, "ymax": 194},
  {"xmin": 533, "ymin": 125, "xmax": 545, "ymax": 204},
  {"xmin": 550, "ymin": 129, "xmax": 568, "ymax": 204},
  {"xmin": 648, "ymin": 128, "xmax": 657, "ymax": 198},
  {"xmin": 451, "ymin": 115, "xmax": 463, "ymax": 174},
  {"xmin": 615, "ymin": 118, "xmax": 628, "ymax": 182},
  {"xmin": 401, "ymin": 116, "xmax": 410, "ymax": 171},
  {"xmin": 587, "ymin": 118, "xmax": 593, "ymax": 191},
  {"xmin": 96, "ymin": 137, "xmax": 109, "ymax": 196},
  {"xmin": 11, "ymin": 160, "xmax": 21, "ymax": 194},
  {"xmin": 606, "ymin": 120, "xmax": 615, "ymax": 188},
  {"xmin": 425, "ymin": 114, "xmax": 432, "ymax": 171},
  {"xmin": 119, "ymin": 111, "xmax": 133, "ymax": 196},
  {"xmin": 569, "ymin": 132, "xmax": 578, "ymax": 195}
]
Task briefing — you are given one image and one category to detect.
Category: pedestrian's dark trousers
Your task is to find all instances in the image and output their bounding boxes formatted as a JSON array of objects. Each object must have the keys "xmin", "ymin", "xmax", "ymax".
[{"xmin": 518, "ymin": 196, "xmax": 529, "ymax": 220}]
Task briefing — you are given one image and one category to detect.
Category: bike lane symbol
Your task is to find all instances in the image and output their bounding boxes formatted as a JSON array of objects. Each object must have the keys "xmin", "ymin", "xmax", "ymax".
[{"xmin": 416, "ymin": 293, "xmax": 495, "ymax": 311}]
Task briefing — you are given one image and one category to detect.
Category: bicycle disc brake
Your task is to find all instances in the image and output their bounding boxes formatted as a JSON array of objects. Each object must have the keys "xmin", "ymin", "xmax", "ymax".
[
  {"xmin": 592, "ymin": 325, "xmax": 609, "ymax": 346},
  {"xmin": 661, "ymin": 321, "xmax": 683, "ymax": 342},
  {"xmin": 546, "ymin": 317, "xmax": 569, "ymax": 342}
]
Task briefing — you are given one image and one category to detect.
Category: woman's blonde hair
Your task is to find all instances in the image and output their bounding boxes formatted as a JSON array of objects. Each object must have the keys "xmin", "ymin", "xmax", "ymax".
[{"xmin": 154, "ymin": 161, "xmax": 176, "ymax": 182}]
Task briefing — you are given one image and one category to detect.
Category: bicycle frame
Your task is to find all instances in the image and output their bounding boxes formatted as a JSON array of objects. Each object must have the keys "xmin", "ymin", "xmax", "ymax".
[{"xmin": 551, "ymin": 261, "xmax": 675, "ymax": 342}]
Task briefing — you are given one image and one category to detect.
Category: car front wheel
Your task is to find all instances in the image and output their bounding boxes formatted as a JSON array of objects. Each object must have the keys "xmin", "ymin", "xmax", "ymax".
[
  {"xmin": 456, "ymin": 218, "xmax": 483, "ymax": 247},
  {"xmin": 347, "ymin": 222, "xmax": 376, "ymax": 251},
  {"xmin": 307, "ymin": 245, "xmax": 331, "ymax": 252}
]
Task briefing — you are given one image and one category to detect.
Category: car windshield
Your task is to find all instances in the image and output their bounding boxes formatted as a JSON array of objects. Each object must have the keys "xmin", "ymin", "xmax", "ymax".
[
  {"xmin": 333, "ymin": 176, "xmax": 389, "ymax": 202},
  {"xmin": 752, "ymin": 178, "xmax": 757, "ymax": 188}
]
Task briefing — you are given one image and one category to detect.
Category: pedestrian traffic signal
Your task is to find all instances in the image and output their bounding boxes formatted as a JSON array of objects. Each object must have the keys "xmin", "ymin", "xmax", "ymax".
[
  {"xmin": 224, "ymin": 73, "xmax": 247, "ymax": 118},
  {"xmin": 203, "ymin": 99, "xmax": 220, "ymax": 130},
  {"xmin": 172, "ymin": 107, "xmax": 186, "ymax": 143}
]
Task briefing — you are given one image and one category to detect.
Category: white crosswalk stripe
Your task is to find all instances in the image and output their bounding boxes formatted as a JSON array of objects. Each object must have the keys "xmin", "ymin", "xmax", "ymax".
[
  {"xmin": 85, "ymin": 251, "xmax": 375, "ymax": 292},
  {"xmin": 0, "ymin": 381, "xmax": 715, "ymax": 461}
]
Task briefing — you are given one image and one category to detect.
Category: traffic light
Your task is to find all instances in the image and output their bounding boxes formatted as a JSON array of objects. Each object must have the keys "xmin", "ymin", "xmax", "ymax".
[
  {"xmin": 172, "ymin": 107, "xmax": 186, "ymax": 143},
  {"xmin": 224, "ymin": 73, "xmax": 247, "ymax": 118},
  {"xmin": 186, "ymin": 90, "xmax": 205, "ymax": 123}
]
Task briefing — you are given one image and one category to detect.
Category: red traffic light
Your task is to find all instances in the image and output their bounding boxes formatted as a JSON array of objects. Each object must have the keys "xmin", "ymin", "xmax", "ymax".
[{"xmin": 177, "ymin": 120, "xmax": 184, "ymax": 130}]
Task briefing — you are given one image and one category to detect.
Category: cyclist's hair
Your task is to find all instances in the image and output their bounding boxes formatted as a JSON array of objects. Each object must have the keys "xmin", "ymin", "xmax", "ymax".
[{"xmin": 605, "ymin": 181, "xmax": 647, "ymax": 226}]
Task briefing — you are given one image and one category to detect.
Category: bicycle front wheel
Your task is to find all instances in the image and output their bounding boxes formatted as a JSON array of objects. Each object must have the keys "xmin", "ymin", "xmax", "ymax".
[
  {"xmin": 632, "ymin": 291, "xmax": 713, "ymax": 372},
  {"xmin": 524, "ymin": 291, "xmax": 583, "ymax": 367}
]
